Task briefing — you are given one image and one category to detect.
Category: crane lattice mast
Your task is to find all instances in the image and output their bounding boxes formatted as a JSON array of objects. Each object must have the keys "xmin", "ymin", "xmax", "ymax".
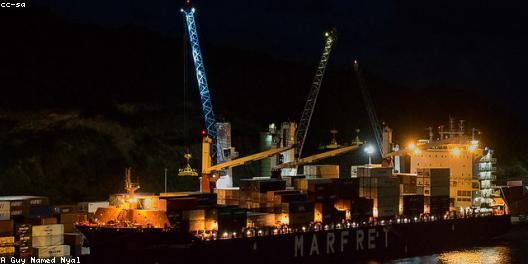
[
  {"xmin": 354, "ymin": 60, "xmax": 383, "ymax": 158},
  {"xmin": 295, "ymin": 28, "xmax": 337, "ymax": 159},
  {"xmin": 181, "ymin": 1, "xmax": 221, "ymax": 163}
]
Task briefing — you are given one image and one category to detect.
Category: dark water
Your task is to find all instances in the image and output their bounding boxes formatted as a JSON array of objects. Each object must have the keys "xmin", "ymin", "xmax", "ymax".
[{"xmin": 381, "ymin": 240, "xmax": 528, "ymax": 264}]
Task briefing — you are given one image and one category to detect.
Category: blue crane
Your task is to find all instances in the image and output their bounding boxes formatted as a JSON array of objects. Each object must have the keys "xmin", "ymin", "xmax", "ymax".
[
  {"xmin": 295, "ymin": 28, "xmax": 337, "ymax": 159},
  {"xmin": 181, "ymin": 1, "xmax": 221, "ymax": 163}
]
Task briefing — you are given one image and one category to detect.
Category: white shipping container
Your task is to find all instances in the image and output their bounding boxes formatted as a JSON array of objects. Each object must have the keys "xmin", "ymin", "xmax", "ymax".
[
  {"xmin": 32, "ymin": 245, "xmax": 70, "ymax": 258},
  {"xmin": 88, "ymin": 202, "xmax": 110, "ymax": 213},
  {"xmin": 351, "ymin": 166, "xmax": 359, "ymax": 178},
  {"xmin": 0, "ymin": 201, "xmax": 11, "ymax": 220},
  {"xmin": 32, "ymin": 224, "xmax": 64, "ymax": 237},
  {"xmin": 32, "ymin": 235, "xmax": 64, "ymax": 247}
]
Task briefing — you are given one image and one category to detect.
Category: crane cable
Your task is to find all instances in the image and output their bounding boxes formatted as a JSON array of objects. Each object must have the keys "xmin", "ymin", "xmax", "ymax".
[{"xmin": 183, "ymin": 15, "xmax": 189, "ymax": 153}]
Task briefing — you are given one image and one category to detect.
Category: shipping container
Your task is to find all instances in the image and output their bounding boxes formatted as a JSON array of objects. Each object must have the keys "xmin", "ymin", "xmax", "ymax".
[
  {"xmin": 32, "ymin": 235, "xmax": 64, "ymax": 247},
  {"xmin": 417, "ymin": 168, "xmax": 450, "ymax": 197},
  {"xmin": 32, "ymin": 224, "xmax": 64, "ymax": 237},
  {"xmin": 266, "ymin": 190, "xmax": 300, "ymax": 203},
  {"xmin": 304, "ymin": 165, "xmax": 340, "ymax": 179},
  {"xmin": 430, "ymin": 195, "xmax": 450, "ymax": 215},
  {"xmin": 27, "ymin": 217, "xmax": 58, "ymax": 226},
  {"xmin": 403, "ymin": 195, "xmax": 425, "ymax": 216},
  {"xmin": 314, "ymin": 202, "xmax": 343, "ymax": 223},
  {"xmin": 357, "ymin": 167, "xmax": 392, "ymax": 178},
  {"xmin": 188, "ymin": 220, "xmax": 205, "ymax": 231},
  {"xmin": 0, "ymin": 246, "xmax": 15, "ymax": 256},
  {"xmin": 0, "ymin": 201, "xmax": 10, "ymax": 221},
  {"xmin": 63, "ymin": 233, "xmax": 83, "ymax": 247},
  {"xmin": 214, "ymin": 207, "xmax": 247, "ymax": 234},
  {"xmin": 52, "ymin": 205, "xmax": 78, "ymax": 214},
  {"xmin": 214, "ymin": 188, "xmax": 240, "ymax": 200},
  {"xmin": 0, "ymin": 220, "xmax": 14, "ymax": 236},
  {"xmin": 32, "ymin": 245, "xmax": 70, "ymax": 258},
  {"xmin": 281, "ymin": 201, "xmax": 314, "ymax": 214},
  {"xmin": 60, "ymin": 212, "xmax": 87, "ymax": 233},
  {"xmin": 182, "ymin": 209, "xmax": 205, "ymax": 221},
  {"xmin": 15, "ymin": 223, "xmax": 31, "ymax": 237},
  {"xmin": 282, "ymin": 175, "xmax": 305, "ymax": 188},
  {"xmin": 246, "ymin": 213, "xmax": 275, "ymax": 227},
  {"xmin": 29, "ymin": 205, "xmax": 53, "ymax": 218},
  {"xmin": 184, "ymin": 192, "xmax": 217, "ymax": 206},
  {"xmin": 0, "ymin": 236, "xmax": 14, "ymax": 247},
  {"xmin": 286, "ymin": 212, "xmax": 313, "ymax": 226},
  {"xmin": 77, "ymin": 201, "xmax": 109, "ymax": 213},
  {"xmin": 273, "ymin": 193, "xmax": 307, "ymax": 205},
  {"xmin": 334, "ymin": 178, "xmax": 359, "ymax": 199},
  {"xmin": 349, "ymin": 198, "xmax": 373, "ymax": 220},
  {"xmin": 359, "ymin": 175, "xmax": 399, "ymax": 218}
]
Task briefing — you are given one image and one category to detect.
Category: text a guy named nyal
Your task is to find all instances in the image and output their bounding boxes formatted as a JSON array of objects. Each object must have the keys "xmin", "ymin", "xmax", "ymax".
[{"xmin": 0, "ymin": 257, "xmax": 81, "ymax": 264}]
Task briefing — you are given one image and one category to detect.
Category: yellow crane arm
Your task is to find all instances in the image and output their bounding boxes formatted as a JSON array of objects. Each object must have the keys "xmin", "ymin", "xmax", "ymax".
[
  {"xmin": 203, "ymin": 146, "xmax": 293, "ymax": 174},
  {"xmin": 274, "ymin": 144, "xmax": 361, "ymax": 169}
]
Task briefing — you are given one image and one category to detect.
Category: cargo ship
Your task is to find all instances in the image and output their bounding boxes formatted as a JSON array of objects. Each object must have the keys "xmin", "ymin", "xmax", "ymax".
[
  {"xmin": 72, "ymin": 128, "xmax": 511, "ymax": 263},
  {"xmin": 76, "ymin": 135, "xmax": 512, "ymax": 264},
  {"xmin": 78, "ymin": 213, "xmax": 510, "ymax": 264}
]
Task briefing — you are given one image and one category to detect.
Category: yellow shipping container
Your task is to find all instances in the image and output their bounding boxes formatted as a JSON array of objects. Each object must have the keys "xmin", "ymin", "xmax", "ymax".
[
  {"xmin": 0, "ymin": 246, "xmax": 15, "ymax": 255},
  {"xmin": 0, "ymin": 236, "xmax": 14, "ymax": 247}
]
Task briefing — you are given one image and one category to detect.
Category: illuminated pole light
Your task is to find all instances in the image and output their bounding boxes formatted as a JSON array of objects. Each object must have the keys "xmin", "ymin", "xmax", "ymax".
[{"xmin": 364, "ymin": 145, "xmax": 375, "ymax": 166}]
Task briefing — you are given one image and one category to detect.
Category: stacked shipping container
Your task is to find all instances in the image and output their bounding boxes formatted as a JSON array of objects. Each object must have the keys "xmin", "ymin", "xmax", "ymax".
[
  {"xmin": 0, "ymin": 196, "xmax": 90, "ymax": 259},
  {"xmin": 358, "ymin": 167, "xmax": 400, "ymax": 218}
]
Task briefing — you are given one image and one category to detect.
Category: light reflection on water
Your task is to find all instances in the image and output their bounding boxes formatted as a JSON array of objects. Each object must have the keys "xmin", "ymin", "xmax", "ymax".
[
  {"xmin": 377, "ymin": 241, "xmax": 528, "ymax": 264},
  {"xmin": 436, "ymin": 246, "xmax": 511, "ymax": 264}
]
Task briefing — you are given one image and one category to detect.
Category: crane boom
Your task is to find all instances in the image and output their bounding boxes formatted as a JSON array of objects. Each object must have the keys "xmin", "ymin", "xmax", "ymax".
[
  {"xmin": 204, "ymin": 146, "xmax": 293, "ymax": 174},
  {"xmin": 295, "ymin": 29, "xmax": 337, "ymax": 159},
  {"xmin": 275, "ymin": 144, "xmax": 361, "ymax": 169},
  {"xmin": 354, "ymin": 60, "xmax": 383, "ymax": 158},
  {"xmin": 182, "ymin": 5, "xmax": 221, "ymax": 163}
]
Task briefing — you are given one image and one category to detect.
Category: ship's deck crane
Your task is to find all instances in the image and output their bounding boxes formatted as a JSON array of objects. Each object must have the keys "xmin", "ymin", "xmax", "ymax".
[
  {"xmin": 274, "ymin": 143, "xmax": 362, "ymax": 169},
  {"xmin": 181, "ymin": 1, "xmax": 222, "ymax": 163},
  {"xmin": 295, "ymin": 28, "xmax": 337, "ymax": 159},
  {"xmin": 200, "ymin": 136, "xmax": 292, "ymax": 193},
  {"xmin": 353, "ymin": 60, "xmax": 384, "ymax": 158}
]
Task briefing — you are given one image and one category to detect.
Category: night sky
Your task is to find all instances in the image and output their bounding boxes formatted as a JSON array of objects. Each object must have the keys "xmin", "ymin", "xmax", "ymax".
[
  {"xmin": 37, "ymin": 0, "xmax": 527, "ymax": 115},
  {"xmin": 2, "ymin": 0, "xmax": 527, "ymax": 162},
  {"xmin": 0, "ymin": 0, "xmax": 527, "ymax": 199}
]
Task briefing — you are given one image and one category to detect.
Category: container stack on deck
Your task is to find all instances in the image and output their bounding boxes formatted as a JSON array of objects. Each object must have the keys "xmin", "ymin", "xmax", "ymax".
[
  {"xmin": 239, "ymin": 179, "xmax": 286, "ymax": 211},
  {"xmin": 303, "ymin": 165, "xmax": 340, "ymax": 179},
  {"xmin": 215, "ymin": 188, "xmax": 240, "ymax": 206},
  {"xmin": 358, "ymin": 167, "xmax": 400, "ymax": 218},
  {"xmin": 417, "ymin": 168, "xmax": 450, "ymax": 215},
  {"xmin": 397, "ymin": 173, "xmax": 424, "ymax": 216}
]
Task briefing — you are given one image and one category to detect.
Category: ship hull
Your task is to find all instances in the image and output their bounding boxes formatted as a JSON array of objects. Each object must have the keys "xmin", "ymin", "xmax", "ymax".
[{"xmin": 78, "ymin": 215, "xmax": 510, "ymax": 264}]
